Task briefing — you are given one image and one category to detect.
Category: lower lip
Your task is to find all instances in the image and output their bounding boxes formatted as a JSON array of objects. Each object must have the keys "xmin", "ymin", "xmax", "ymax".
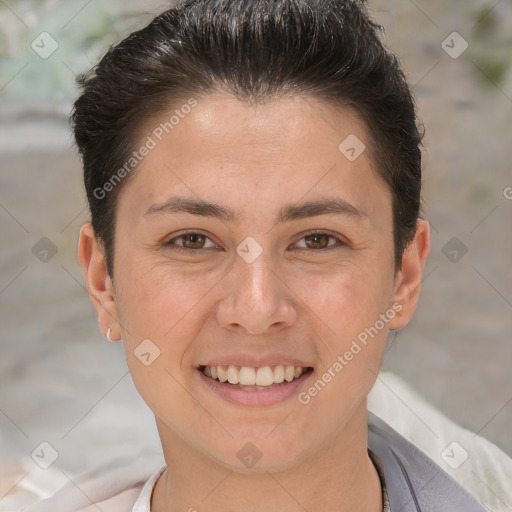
[{"xmin": 196, "ymin": 368, "xmax": 314, "ymax": 407}]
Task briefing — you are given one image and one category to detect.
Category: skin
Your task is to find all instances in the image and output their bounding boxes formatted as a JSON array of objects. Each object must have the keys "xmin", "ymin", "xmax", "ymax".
[{"xmin": 78, "ymin": 92, "xmax": 430, "ymax": 512}]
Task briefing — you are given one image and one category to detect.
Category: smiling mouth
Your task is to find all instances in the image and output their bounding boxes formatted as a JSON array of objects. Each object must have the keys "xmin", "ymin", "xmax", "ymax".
[{"xmin": 198, "ymin": 364, "xmax": 314, "ymax": 390}]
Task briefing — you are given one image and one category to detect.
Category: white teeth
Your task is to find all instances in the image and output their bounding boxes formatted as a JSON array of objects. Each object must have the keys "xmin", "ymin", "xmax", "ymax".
[
  {"xmin": 201, "ymin": 364, "xmax": 309, "ymax": 387},
  {"xmin": 227, "ymin": 365, "xmax": 238, "ymax": 384},
  {"xmin": 274, "ymin": 365, "xmax": 285, "ymax": 383},
  {"xmin": 239, "ymin": 366, "xmax": 256, "ymax": 386},
  {"xmin": 284, "ymin": 365, "xmax": 295, "ymax": 382},
  {"xmin": 217, "ymin": 366, "xmax": 228, "ymax": 382},
  {"xmin": 255, "ymin": 366, "xmax": 274, "ymax": 386}
]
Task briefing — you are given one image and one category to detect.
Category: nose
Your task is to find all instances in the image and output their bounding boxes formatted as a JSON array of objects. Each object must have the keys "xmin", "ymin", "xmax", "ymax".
[{"xmin": 215, "ymin": 253, "xmax": 297, "ymax": 335}]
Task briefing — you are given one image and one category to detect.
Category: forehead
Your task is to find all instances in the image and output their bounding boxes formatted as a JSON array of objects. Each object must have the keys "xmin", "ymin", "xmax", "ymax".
[
  {"xmin": 119, "ymin": 92, "xmax": 390, "ymax": 223},
  {"xmin": 140, "ymin": 93, "xmax": 370, "ymax": 163}
]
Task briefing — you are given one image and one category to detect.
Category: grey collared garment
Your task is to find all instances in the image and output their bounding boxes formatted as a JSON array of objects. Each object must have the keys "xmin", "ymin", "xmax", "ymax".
[{"xmin": 368, "ymin": 412, "xmax": 488, "ymax": 511}]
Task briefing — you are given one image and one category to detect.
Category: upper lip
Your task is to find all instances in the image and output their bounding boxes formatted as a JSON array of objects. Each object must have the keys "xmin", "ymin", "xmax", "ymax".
[{"xmin": 198, "ymin": 354, "xmax": 314, "ymax": 369}]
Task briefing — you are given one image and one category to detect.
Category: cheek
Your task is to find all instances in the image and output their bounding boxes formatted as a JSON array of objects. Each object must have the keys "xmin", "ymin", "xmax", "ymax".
[
  {"xmin": 116, "ymin": 256, "xmax": 195, "ymax": 326},
  {"xmin": 116, "ymin": 264, "xmax": 210, "ymax": 415},
  {"xmin": 302, "ymin": 263, "xmax": 392, "ymax": 337},
  {"xmin": 299, "ymin": 263, "xmax": 392, "ymax": 395},
  {"xmin": 115, "ymin": 257, "xmax": 224, "ymax": 361}
]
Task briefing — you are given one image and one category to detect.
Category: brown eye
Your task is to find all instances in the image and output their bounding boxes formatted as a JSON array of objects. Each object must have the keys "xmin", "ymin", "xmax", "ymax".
[
  {"xmin": 303, "ymin": 233, "xmax": 332, "ymax": 249},
  {"xmin": 180, "ymin": 233, "xmax": 207, "ymax": 249},
  {"xmin": 294, "ymin": 231, "xmax": 345, "ymax": 251},
  {"xmin": 165, "ymin": 231, "xmax": 217, "ymax": 252}
]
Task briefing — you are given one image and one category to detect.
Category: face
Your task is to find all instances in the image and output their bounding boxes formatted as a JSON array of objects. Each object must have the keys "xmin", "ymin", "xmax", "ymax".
[{"xmin": 79, "ymin": 92, "xmax": 429, "ymax": 473}]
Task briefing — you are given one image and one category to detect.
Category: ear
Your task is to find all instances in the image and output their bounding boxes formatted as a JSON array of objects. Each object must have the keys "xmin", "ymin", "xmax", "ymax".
[
  {"xmin": 77, "ymin": 223, "xmax": 121, "ymax": 340},
  {"xmin": 389, "ymin": 219, "xmax": 430, "ymax": 330}
]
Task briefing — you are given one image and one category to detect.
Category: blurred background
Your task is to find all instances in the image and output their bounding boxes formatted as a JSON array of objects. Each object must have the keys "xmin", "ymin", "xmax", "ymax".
[{"xmin": 1, "ymin": 0, "xmax": 511, "ymax": 509}]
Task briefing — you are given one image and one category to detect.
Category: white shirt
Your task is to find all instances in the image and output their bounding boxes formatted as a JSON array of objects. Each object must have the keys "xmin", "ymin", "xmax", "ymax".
[{"xmin": 132, "ymin": 466, "xmax": 165, "ymax": 512}]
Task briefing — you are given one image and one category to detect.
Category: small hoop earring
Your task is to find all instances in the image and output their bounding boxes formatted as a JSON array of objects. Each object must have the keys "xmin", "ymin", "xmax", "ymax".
[{"xmin": 106, "ymin": 327, "xmax": 112, "ymax": 342}]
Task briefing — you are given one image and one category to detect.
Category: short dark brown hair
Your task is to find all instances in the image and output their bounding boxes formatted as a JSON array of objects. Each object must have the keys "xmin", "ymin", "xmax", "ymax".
[{"xmin": 71, "ymin": 0, "xmax": 423, "ymax": 278}]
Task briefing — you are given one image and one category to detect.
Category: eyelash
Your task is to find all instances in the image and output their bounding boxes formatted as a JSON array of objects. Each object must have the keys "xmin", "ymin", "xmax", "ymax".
[{"xmin": 164, "ymin": 229, "xmax": 347, "ymax": 254}]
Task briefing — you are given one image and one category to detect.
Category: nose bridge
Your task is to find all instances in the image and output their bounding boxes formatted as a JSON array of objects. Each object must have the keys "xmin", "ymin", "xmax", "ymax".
[
  {"xmin": 235, "ymin": 234, "xmax": 277, "ymax": 301},
  {"xmin": 235, "ymin": 248, "xmax": 279, "ymax": 312},
  {"xmin": 216, "ymin": 244, "xmax": 296, "ymax": 334},
  {"xmin": 240, "ymin": 254, "xmax": 274, "ymax": 304}
]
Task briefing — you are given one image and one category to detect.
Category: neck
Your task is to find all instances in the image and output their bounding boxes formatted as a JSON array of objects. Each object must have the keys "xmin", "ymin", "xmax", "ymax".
[{"xmin": 151, "ymin": 402, "xmax": 382, "ymax": 512}]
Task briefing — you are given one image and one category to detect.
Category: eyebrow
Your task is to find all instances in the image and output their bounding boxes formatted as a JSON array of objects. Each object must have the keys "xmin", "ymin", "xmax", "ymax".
[{"xmin": 143, "ymin": 196, "xmax": 368, "ymax": 223}]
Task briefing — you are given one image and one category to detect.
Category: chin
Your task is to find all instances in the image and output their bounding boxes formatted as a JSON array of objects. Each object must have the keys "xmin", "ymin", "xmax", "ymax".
[{"xmin": 204, "ymin": 432, "xmax": 312, "ymax": 474}]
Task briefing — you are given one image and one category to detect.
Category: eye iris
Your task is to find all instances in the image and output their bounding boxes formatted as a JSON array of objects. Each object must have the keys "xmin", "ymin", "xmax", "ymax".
[
  {"xmin": 305, "ymin": 234, "xmax": 330, "ymax": 249},
  {"xmin": 182, "ymin": 233, "xmax": 205, "ymax": 249}
]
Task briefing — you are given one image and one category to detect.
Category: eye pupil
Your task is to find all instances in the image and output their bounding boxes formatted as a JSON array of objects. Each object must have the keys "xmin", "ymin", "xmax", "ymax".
[
  {"xmin": 305, "ymin": 234, "xmax": 330, "ymax": 249},
  {"xmin": 183, "ymin": 233, "xmax": 205, "ymax": 248}
]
